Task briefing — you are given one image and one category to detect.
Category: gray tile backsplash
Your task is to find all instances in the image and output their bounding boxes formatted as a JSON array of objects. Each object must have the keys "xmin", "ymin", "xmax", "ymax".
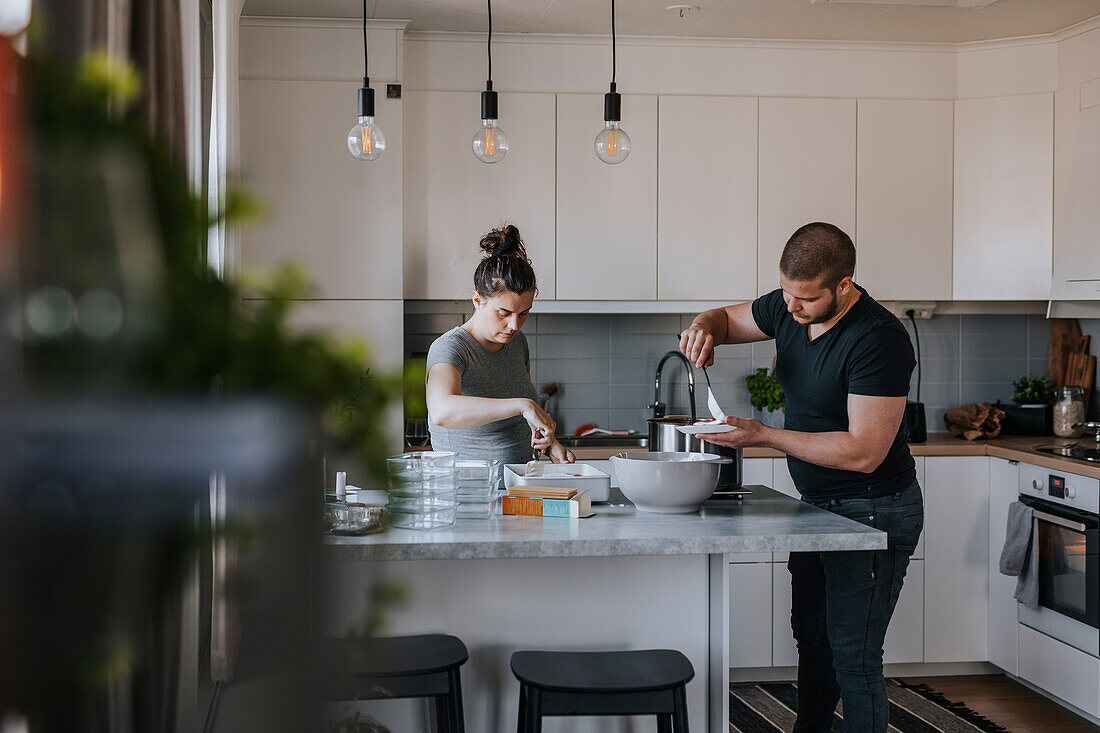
[{"xmin": 407, "ymin": 309, "xmax": 1100, "ymax": 435}]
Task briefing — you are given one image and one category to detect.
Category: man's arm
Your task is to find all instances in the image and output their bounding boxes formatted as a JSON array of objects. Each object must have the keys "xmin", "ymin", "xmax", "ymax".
[
  {"xmin": 704, "ymin": 393, "xmax": 907, "ymax": 473},
  {"xmin": 680, "ymin": 302, "xmax": 771, "ymax": 368}
]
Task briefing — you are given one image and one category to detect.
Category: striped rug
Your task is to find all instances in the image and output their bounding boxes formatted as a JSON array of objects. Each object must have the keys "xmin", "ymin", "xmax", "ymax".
[{"xmin": 729, "ymin": 679, "xmax": 1009, "ymax": 732}]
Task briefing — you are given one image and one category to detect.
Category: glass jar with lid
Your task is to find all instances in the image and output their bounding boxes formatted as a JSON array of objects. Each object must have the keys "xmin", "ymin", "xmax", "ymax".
[{"xmin": 1053, "ymin": 385, "xmax": 1086, "ymax": 438}]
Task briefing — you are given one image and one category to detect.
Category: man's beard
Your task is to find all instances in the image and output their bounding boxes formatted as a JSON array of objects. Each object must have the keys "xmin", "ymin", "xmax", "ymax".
[{"xmin": 804, "ymin": 290, "xmax": 840, "ymax": 324}]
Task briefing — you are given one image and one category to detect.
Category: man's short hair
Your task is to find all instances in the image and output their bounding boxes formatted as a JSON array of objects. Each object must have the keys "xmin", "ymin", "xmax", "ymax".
[{"xmin": 779, "ymin": 222, "xmax": 856, "ymax": 290}]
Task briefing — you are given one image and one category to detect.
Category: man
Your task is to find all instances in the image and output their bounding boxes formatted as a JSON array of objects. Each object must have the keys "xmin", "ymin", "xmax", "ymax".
[{"xmin": 680, "ymin": 222, "xmax": 923, "ymax": 733}]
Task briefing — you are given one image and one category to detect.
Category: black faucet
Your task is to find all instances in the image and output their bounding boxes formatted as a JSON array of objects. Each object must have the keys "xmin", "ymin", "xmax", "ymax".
[{"xmin": 649, "ymin": 351, "xmax": 697, "ymax": 423}]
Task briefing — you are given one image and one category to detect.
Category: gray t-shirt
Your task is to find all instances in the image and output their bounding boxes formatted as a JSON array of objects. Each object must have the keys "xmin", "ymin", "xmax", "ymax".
[{"xmin": 426, "ymin": 326, "xmax": 538, "ymax": 465}]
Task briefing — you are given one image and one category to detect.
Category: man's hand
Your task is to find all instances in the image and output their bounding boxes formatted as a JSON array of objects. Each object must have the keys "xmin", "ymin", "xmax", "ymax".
[
  {"xmin": 700, "ymin": 416, "xmax": 771, "ymax": 448},
  {"xmin": 680, "ymin": 324, "xmax": 716, "ymax": 369}
]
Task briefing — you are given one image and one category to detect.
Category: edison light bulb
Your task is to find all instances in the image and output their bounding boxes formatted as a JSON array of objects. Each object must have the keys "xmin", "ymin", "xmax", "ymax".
[
  {"xmin": 594, "ymin": 120, "xmax": 630, "ymax": 165},
  {"xmin": 472, "ymin": 118, "xmax": 509, "ymax": 164},
  {"xmin": 348, "ymin": 116, "xmax": 385, "ymax": 161}
]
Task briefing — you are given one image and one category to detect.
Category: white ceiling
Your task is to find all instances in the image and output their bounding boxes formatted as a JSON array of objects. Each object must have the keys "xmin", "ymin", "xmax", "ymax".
[{"xmin": 243, "ymin": 0, "xmax": 1100, "ymax": 43}]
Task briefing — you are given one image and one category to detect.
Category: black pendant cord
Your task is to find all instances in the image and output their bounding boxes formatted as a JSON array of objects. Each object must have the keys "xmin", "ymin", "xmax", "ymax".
[
  {"xmin": 487, "ymin": 0, "xmax": 493, "ymax": 84},
  {"xmin": 611, "ymin": 0, "xmax": 616, "ymax": 84},
  {"xmin": 908, "ymin": 311, "xmax": 922, "ymax": 404},
  {"xmin": 362, "ymin": 0, "xmax": 369, "ymax": 80}
]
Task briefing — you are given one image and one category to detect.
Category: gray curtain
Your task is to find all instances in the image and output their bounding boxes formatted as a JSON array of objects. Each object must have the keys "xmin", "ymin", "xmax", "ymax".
[{"xmin": 42, "ymin": 0, "xmax": 188, "ymax": 165}]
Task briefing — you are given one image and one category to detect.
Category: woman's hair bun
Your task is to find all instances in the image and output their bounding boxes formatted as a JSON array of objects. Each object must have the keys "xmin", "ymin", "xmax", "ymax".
[
  {"xmin": 479, "ymin": 224, "xmax": 525, "ymax": 259},
  {"xmin": 474, "ymin": 224, "xmax": 537, "ymax": 296}
]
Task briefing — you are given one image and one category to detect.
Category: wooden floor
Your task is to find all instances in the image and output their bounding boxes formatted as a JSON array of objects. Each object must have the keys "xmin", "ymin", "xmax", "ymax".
[{"xmin": 906, "ymin": 675, "xmax": 1100, "ymax": 733}]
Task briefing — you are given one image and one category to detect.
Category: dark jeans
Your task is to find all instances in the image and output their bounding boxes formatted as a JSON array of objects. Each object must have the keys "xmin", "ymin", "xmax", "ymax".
[{"xmin": 788, "ymin": 479, "xmax": 924, "ymax": 733}]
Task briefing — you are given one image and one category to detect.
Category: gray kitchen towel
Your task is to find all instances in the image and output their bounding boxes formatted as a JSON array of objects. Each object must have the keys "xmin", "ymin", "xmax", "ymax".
[
  {"xmin": 998, "ymin": 501, "xmax": 1039, "ymax": 609},
  {"xmin": 999, "ymin": 501, "xmax": 1033, "ymax": 576},
  {"xmin": 1015, "ymin": 530, "xmax": 1040, "ymax": 610}
]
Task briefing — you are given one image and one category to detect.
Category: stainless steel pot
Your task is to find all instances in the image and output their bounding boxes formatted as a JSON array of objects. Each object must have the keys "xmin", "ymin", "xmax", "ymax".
[{"xmin": 647, "ymin": 416, "xmax": 743, "ymax": 489}]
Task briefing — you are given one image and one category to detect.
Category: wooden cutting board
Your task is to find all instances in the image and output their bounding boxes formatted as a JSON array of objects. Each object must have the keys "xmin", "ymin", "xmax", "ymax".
[
  {"xmin": 1048, "ymin": 318, "xmax": 1084, "ymax": 385},
  {"xmin": 1066, "ymin": 351, "xmax": 1097, "ymax": 411}
]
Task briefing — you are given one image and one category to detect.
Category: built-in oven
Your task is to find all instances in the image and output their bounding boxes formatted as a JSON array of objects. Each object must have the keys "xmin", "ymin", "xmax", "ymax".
[{"xmin": 1018, "ymin": 463, "xmax": 1100, "ymax": 657}]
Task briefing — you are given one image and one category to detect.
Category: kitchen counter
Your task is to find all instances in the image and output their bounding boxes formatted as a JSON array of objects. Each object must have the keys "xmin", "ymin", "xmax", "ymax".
[
  {"xmin": 576, "ymin": 434, "xmax": 1100, "ymax": 479},
  {"xmin": 324, "ymin": 485, "xmax": 886, "ymax": 561},
  {"xmin": 322, "ymin": 486, "xmax": 886, "ymax": 732}
]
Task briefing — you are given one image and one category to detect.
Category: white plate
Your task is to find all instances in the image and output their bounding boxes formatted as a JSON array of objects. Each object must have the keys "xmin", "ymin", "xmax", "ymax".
[{"xmin": 675, "ymin": 422, "xmax": 737, "ymax": 435}]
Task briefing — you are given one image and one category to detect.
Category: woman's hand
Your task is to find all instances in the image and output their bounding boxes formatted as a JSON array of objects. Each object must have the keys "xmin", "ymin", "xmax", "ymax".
[
  {"xmin": 520, "ymin": 399, "xmax": 556, "ymax": 440},
  {"xmin": 546, "ymin": 440, "xmax": 576, "ymax": 464}
]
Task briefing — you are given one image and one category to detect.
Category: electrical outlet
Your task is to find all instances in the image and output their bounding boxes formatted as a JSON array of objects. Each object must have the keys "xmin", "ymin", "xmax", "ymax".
[{"xmin": 894, "ymin": 303, "xmax": 936, "ymax": 320}]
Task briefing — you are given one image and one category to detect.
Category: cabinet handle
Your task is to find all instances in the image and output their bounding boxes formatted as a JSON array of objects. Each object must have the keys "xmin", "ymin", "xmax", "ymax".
[{"xmin": 1033, "ymin": 509, "xmax": 1086, "ymax": 532}]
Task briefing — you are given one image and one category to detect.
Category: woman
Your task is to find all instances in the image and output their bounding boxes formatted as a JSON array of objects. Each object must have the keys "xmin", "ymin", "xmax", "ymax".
[{"xmin": 426, "ymin": 225, "xmax": 575, "ymax": 465}]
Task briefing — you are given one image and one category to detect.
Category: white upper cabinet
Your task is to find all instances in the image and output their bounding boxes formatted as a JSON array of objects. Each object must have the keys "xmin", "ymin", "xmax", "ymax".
[
  {"xmin": 657, "ymin": 96, "xmax": 758, "ymax": 301},
  {"xmin": 953, "ymin": 93, "xmax": 1053, "ymax": 301},
  {"xmin": 757, "ymin": 98, "xmax": 856, "ymax": 295},
  {"xmin": 856, "ymin": 99, "xmax": 954, "ymax": 301},
  {"xmin": 556, "ymin": 93, "xmax": 658, "ymax": 300},
  {"xmin": 1052, "ymin": 80, "xmax": 1100, "ymax": 300},
  {"xmin": 403, "ymin": 91, "xmax": 557, "ymax": 300},
  {"xmin": 239, "ymin": 79, "xmax": 403, "ymax": 299}
]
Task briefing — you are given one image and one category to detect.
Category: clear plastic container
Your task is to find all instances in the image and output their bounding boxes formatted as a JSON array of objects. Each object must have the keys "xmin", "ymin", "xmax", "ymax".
[
  {"xmin": 386, "ymin": 452, "xmax": 457, "ymax": 489},
  {"xmin": 456, "ymin": 497, "xmax": 499, "ymax": 519},
  {"xmin": 455, "ymin": 458, "xmax": 502, "ymax": 501},
  {"xmin": 388, "ymin": 490, "xmax": 458, "ymax": 512},
  {"xmin": 387, "ymin": 469, "xmax": 459, "ymax": 498},
  {"xmin": 389, "ymin": 504, "xmax": 458, "ymax": 531}
]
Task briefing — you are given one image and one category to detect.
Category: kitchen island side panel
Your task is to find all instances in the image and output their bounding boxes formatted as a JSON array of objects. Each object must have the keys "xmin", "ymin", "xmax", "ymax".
[{"xmin": 322, "ymin": 555, "xmax": 715, "ymax": 732}]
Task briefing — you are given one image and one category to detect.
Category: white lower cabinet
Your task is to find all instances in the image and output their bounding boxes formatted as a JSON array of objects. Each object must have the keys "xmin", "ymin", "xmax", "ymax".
[
  {"xmin": 729, "ymin": 562, "xmax": 774, "ymax": 668},
  {"xmin": 924, "ymin": 456, "xmax": 989, "ymax": 663},
  {"xmin": 770, "ymin": 557, "xmax": 925, "ymax": 668},
  {"xmin": 988, "ymin": 457, "xmax": 1020, "ymax": 675},
  {"xmin": 1019, "ymin": 624, "xmax": 1100, "ymax": 717}
]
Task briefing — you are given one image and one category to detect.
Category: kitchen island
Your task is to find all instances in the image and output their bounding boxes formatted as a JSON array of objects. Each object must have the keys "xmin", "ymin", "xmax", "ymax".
[{"xmin": 322, "ymin": 486, "xmax": 886, "ymax": 732}]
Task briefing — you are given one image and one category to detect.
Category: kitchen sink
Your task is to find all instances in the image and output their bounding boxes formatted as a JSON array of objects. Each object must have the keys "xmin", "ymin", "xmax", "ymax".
[{"xmin": 556, "ymin": 435, "xmax": 648, "ymax": 448}]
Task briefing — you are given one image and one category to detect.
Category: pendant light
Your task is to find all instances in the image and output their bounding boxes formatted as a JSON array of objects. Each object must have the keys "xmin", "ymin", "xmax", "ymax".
[
  {"xmin": 594, "ymin": 0, "xmax": 630, "ymax": 164},
  {"xmin": 472, "ymin": 0, "xmax": 508, "ymax": 163},
  {"xmin": 347, "ymin": 0, "xmax": 385, "ymax": 160}
]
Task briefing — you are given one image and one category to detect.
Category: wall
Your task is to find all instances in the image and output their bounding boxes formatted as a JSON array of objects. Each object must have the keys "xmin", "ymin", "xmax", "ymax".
[{"xmin": 406, "ymin": 310, "xmax": 1100, "ymax": 437}]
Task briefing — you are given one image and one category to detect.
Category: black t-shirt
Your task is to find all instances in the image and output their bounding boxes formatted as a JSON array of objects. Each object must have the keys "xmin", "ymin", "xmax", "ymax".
[{"xmin": 751, "ymin": 284, "xmax": 917, "ymax": 500}]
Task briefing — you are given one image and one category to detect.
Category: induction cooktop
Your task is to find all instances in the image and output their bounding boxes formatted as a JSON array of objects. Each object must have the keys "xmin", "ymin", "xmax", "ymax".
[{"xmin": 1034, "ymin": 443, "xmax": 1100, "ymax": 464}]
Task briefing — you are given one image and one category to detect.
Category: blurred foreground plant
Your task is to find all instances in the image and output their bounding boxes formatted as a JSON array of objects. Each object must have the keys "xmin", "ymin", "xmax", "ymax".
[{"xmin": 21, "ymin": 45, "xmax": 397, "ymax": 480}]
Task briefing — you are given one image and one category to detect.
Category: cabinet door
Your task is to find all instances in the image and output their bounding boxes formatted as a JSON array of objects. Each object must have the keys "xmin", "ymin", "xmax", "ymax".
[
  {"xmin": 658, "ymin": 96, "xmax": 757, "ymax": 301},
  {"xmin": 758, "ymin": 98, "xmax": 856, "ymax": 295},
  {"xmin": 988, "ymin": 457, "xmax": 1020, "ymax": 674},
  {"xmin": 954, "ymin": 93, "xmax": 1053, "ymax": 301},
  {"xmin": 772, "ymin": 561, "xmax": 798, "ymax": 668},
  {"xmin": 239, "ymin": 80, "xmax": 403, "ymax": 299},
  {"xmin": 556, "ymin": 94, "xmax": 658, "ymax": 300},
  {"xmin": 924, "ymin": 456, "xmax": 990, "ymax": 663},
  {"xmin": 1052, "ymin": 81, "xmax": 1100, "ymax": 300},
  {"xmin": 1019, "ymin": 625, "xmax": 1100, "ymax": 717},
  {"xmin": 403, "ymin": 91, "xmax": 556, "ymax": 300},
  {"xmin": 729, "ymin": 562, "xmax": 774, "ymax": 668},
  {"xmin": 884, "ymin": 559, "xmax": 924, "ymax": 664},
  {"xmin": 856, "ymin": 100, "xmax": 953, "ymax": 301}
]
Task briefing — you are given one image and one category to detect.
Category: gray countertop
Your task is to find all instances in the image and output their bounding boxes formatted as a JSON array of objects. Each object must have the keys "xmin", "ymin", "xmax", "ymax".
[{"xmin": 324, "ymin": 485, "xmax": 888, "ymax": 561}]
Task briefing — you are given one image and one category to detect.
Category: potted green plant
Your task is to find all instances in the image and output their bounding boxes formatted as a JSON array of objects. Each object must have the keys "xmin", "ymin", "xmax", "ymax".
[
  {"xmin": 746, "ymin": 367, "xmax": 784, "ymax": 426},
  {"xmin": 1000, "ymin": 375, "xmax": 1056, "ymax": 436}
]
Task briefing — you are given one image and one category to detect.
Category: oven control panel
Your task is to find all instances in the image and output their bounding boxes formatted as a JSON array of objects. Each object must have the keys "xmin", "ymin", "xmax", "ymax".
[{"xmin": 1019, "ymin": 463, "xmax": 1099, "ymax": 513}]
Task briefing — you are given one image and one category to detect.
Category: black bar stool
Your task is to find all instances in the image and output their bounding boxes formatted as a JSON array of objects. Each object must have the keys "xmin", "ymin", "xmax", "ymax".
[
  {"xmin": 510, "ymin": 649, "xmax": 694, "ymax": 732},
  {"xmin": 325, "ymin": 633, "xmax": 468, "ymax": 732}
]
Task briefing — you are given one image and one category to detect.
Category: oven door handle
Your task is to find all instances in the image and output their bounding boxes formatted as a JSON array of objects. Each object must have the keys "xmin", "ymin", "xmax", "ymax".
[{"xmin": 1034, "ymin": 508, "xmax": 1088, "ymax": 532}]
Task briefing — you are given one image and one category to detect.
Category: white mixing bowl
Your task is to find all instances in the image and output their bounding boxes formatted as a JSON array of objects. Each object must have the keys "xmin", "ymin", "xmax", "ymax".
[{"xmin": 610, "ymin": 451, "xmax": 731, "ymax": 514}]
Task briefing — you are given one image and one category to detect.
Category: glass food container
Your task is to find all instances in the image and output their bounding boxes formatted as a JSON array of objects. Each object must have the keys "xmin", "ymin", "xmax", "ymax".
[{"xmin": 1053, "ymin": 386, "xmax": 1086, "ymax": 438}]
